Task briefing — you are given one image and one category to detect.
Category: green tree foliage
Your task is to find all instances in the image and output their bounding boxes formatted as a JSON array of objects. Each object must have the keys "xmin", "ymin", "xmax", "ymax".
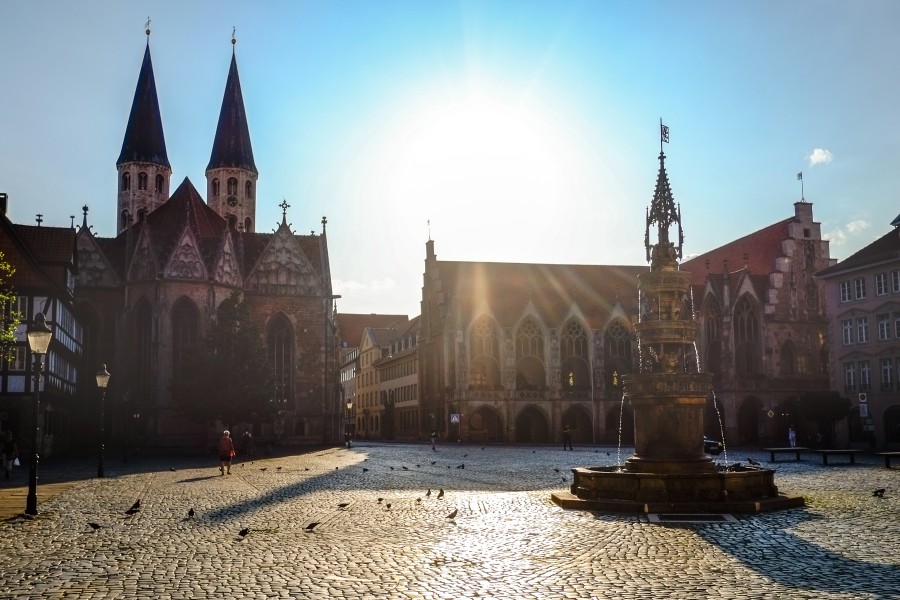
[
  {"xmin": 0, "ymin": 251, "xmax": 21, "ymax": 361},
  {"xmin": 172, "ymin": 292, "xmax": 275, "ymax": 426},
  {"xmin": 798, "ymin": 390, "xmax": 851, "ymax": 425}
]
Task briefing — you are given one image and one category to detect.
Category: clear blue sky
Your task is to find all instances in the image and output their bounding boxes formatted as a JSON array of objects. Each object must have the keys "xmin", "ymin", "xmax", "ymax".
[{"xmin": 1, "ymin": 1, "xmax": 897, "ymax": 317}]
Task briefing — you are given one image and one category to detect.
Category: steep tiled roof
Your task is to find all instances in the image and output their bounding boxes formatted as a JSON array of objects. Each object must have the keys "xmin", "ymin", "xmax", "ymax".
[
  {"xmin": 14, "ymin": 225, "xmax": 76, "ymax": 265},
  {"xmin": 117, "ymin": 43, "xmax": 170, "ymax": 168},
  {"xmin": 335, "ymin": 313, "xmax": 409, "ymax": 349},
  {"xmin": 432, "ymin": 261, "xmax": 645, "ymax": 328},
  {"xmin": 0, "ymin": 220, "xmax": 75, "ymax": 290},
  {"xmin": 207, "ymin": 53, "xmax": 257, "ymax": 174},
  {"xmin": 817, "ymin": 226, "xmax": 900, "ymax": 278},
  {"xmin": 680, "ymin": 218, "xmax": 791, "ymax": 279}
]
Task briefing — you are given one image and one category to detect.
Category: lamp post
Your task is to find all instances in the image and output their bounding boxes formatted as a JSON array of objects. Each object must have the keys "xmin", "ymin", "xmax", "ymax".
[
  {"xmin": 96, "ymin": 364, "xmax": 110, "ymax": 478},
  {"xmin": 25, "ymin": 312, "xmax": 53, "ymax": 516},
  {"xmin": 345, "ymin": 400, "xmax": 353, "ymax": 447},
  {"xmin": 323, "ymin": 294, "xmax": 341, "ymax": 443}
]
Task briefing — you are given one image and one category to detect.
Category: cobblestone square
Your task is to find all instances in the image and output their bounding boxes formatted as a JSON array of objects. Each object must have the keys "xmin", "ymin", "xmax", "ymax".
[{"xmin": 0, "ymin": 443, "xmax": 898, "ymax": 599}]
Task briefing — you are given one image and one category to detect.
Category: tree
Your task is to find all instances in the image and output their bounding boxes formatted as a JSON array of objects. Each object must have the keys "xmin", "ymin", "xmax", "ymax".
[
  {"xmin": 0, "ymin": 251, "xmax": 21, "ymax": 362},
  {"xmin": 172, "ymin": 292, "xmax": 275, "ymax": 427}
]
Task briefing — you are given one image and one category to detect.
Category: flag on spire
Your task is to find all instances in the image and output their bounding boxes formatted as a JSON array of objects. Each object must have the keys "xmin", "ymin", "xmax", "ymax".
[
  {"xmin": 797, "ymin": 172, "xmax": 802, "ymax": 180},
  {"xmin": 660, "ymin": 121, "xmax": 670, "ymax": 144}
]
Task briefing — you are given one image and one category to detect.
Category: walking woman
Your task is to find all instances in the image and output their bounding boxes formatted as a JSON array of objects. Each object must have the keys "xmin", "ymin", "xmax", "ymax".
[{"xmin": 217, "ymin": 430, "xmax": 235, "ymax": 475}]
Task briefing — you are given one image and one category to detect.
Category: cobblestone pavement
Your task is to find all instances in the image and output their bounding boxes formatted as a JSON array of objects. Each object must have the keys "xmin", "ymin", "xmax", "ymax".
[{"xmin": 0, "ymin": 443, "xmax": 898, "ymax": 599}]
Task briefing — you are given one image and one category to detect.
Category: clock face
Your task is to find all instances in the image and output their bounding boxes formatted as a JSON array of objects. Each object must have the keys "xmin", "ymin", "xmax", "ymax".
[{"xmin": 227, "ymin": 195, "xmax": 238, "ymax": 207}]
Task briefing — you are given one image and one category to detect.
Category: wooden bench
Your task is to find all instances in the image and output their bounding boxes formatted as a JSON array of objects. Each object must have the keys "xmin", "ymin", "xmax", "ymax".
[
  {"xmin": 875, "ymin": 451, "xmax": 900, "ymax": 468},
  {"xmin": 812, "ymin": 449, "xmax": 864, "ymax": 465},
  {"xmin": 761, "ymin": 447, "xmax": 808, "ymax": 462}
]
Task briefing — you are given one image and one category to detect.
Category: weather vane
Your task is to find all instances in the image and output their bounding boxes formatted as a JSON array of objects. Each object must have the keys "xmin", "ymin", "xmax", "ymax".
[{"xmin": 145, "ymin": 17, "xmax": 151, "ymax": 38}]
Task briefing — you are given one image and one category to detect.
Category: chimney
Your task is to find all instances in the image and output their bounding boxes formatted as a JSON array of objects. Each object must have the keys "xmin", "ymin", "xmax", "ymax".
[{"xmin": 0, "ymin": 193, "xmax": 7, "ymax": 216}]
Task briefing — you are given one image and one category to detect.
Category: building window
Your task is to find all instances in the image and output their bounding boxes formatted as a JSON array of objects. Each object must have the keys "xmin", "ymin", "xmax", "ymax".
[
  {"xmin": 855, "ymin": 277, "xmax": 866, "ymax": 300},
  {"xmin": 844, "ymin": 362, "xmax": 857, "ymax": 392},
  {"xmin": 120, "ymin": 210, "xmax": 130, "ymax": 230},
  {"xmin": 171, "ymin": 298, "xmax": 199, "ymax": 380},
  {"xmin": 896, "ymin": 313, "xmax": 900, "ymax": 339},
  {"xmin": 881, "ymin": 358, "xmax": 894, "ymax": 391},
  {"xmin": 155, "ymin": 174, "xmax": 164, "ymax": 193},
  {"xmin": 212, "ymin": 178, "xmax": 220, "ymax": 196},
  {"xmin": 469, "ymin": 316, "xmax": 500, "ymax": 387},
  {"xmin": 856, "ymin": 317, "xmax": 869, "ymax": 344},
  {"xmin": 245, "ymin": 180, "xmax": 253, "ymax": 199},
  {"xmin": 734, "ymin": 296, "xmax": 760, "ymax": 375},
  {"xmin": 893, "ymin": 270, "xmax": 900, "ymax": 293},
  {"xmin": 841, "ymin": 319, "xmax": 854, "ymax": 345},
  {"xmin": 879, "ymin": 314, "xmax": 891, "ymax": 340},
  {"xmin": 839, "ymin": 281, "xmax": 851, "ymax": 303},
  {"xmin": 267, "ymin": 314, "xmax": 294, "ymax": 404},
  {"xmin": 227, "ymin": 177, "xmax": 238, "ymax": 196},
  {"xmin": 560, "ymin": 319, "xmax": 589, "ymax": 389},
  {"xmin": 138, "ymin": 172, "xmax": 148, "ymax": 191},
  {"xmin": 859, "ymin": 360, "xmax": 872, "ymax": 392},
  {"xmin": 515, "ymin": 317, "xmax": 545, "ymax": 390},
  {"xmin": 10, "ymin": 346, "xmax": 26, "ymax": 371},
  {"xmin": 244, "ymin": 217, "xmax": 252, "ymax": 232},
  {"xmin": 121, "ymin": 172, "xmax": 131, "ymax": 191},
  {"xmin": 604, "ymin": 319, "xmax": 634, "ymax": 388},
  {"xmin": 876, "ymin": 273, "xmax": 888, "ymax": 296}
]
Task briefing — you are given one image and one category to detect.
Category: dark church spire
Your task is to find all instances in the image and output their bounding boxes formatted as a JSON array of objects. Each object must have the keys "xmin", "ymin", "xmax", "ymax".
[
  {"xmin": 117, "ymin": 41, "xmax": 170, "ymax": 168},
  {"xmin": 207, "ymin": 43, "xmax": 257, "ymax": 174}
]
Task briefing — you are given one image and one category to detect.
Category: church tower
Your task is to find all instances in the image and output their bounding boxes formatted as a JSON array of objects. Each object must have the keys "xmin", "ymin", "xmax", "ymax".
[
  {"xmin": 206, "ymin": 36, "xmax": 258, "ymax": 232},
  {"xmin": 116, "ymin": 29, "xmax": 171, "ymax": 234}
]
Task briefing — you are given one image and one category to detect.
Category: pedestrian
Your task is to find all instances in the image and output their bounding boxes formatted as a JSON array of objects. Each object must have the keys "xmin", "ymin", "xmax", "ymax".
[
  {"xmin": 1, "ymin": 431, "xmax": 18, "ymax": 479},
  {"xmin": 218, "ymin": 430, "xmax": 234, "ymax": 475},
  {"xmin": 563, "ymin": 425, "xmax": 574, "ymax": 451},
  {"xmin": 241, "ymin": 430, "xmax": 253, "ymax": 455},
  {"xmin": 788, "ymin": 425, "xmax": 797, "ymax": 448},
  {"xmin": 431, "ymin": 430, "xmax": 437, "ymax": 451}
]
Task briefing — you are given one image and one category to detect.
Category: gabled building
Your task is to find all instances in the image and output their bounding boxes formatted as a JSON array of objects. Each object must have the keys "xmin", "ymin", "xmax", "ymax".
[
  {"xmin": 0, "ymin": 193, "xmax": 82, "ymax": 457},
  {"xmin": 70, "ymin": 35, "xmax": 336, "ymax": 448},
  {"xmin": 373, "ymin": 316, "xmax": 421, "ymax": 441},
  {"xmin": 816, "ymin": 214, "xmax": 900, "ymax": 448},
  {"xmin": 680, "ymin": 200, "xmax": 836, "ymax": 446}
]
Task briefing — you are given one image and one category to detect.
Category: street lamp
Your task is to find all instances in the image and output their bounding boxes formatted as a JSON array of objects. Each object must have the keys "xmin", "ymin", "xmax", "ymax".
[
  {"xmin": 95, "ymin": 364, "xmax": 110, "ymax": 478},
  {"xmin": 25, "ymin": 312, "xmax": 52, "ymax": 516},
  {"xmin": 345, "ymin": 399, "xmax": 353, "ymax": 447}
]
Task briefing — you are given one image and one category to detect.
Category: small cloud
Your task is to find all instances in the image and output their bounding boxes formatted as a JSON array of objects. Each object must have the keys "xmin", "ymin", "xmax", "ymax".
[
  {"xmin": 808, "ymin": 148, "xmax": 833, "ymax": 165},
  {"xmin": 824, "ymin": 219, "xmax": 870, "ymax": 246}
]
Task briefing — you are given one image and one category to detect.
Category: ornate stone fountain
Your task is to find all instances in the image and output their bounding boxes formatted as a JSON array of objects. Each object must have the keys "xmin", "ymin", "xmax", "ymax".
[{"xmin": 551, "ymin": 141, "xmax": 804, "ymax": 513}]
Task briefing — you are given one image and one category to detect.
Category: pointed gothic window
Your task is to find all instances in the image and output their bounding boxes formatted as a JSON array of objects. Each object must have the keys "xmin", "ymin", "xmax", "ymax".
[
  {"xmin": 268, "ymin": 314, "xmax": 294, "ymax": 404},
  {"xmin": 604, "ymin": 319, "xmax": 633, "ymax": 391},
  {"xmin": 560, "ymin": 319, "xmax": 590, "ymax": 389},
  {"xmin": 469, "ymin": 316, "xmax": 500, "ymax": 388},
  {"xmin": 734, "ymin": 295, "xmax": 760, "ymax": 375},
  {"xmin": 227, "ymin": 177, "xmax": 238, "ymax": 196},
  {"xmin": 138, "ymin": 172, "xmax": 148, "ymax": 191},
  {"xmin": 212, "ymin": 179, "xmax": 220, "ymax": 196},
  {"xmin": 155, "ymin": 174, "xmax": 164, "ymax": 193},
  {"xmin": 134, "ymin": 300, "xmax": 153, "ymax": 404},
  {"xmin": 121, "ymin": 172, "xmax": 131, "ymax": 191},
  {"xmin": 244, "ymin": 217, "xmax": 252, "ymax": 233},
  {"xmin": 172, "ymin": 297, "xmax": 199, "ymax": 381},
  {"xmin": 515, "ymin": 317, "xmax": 545, "ymax": 390},
  {"xmin": 245, "ymin": 181, "xmax": 253, "ymax": 199},
  {"xmin": 120, "ymin": 210, "xmax": 130, "ymax": 230}
]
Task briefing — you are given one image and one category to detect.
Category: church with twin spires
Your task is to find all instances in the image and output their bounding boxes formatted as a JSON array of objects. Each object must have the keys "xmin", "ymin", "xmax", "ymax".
[{"xmin": 74, "ymin": 33, "xmax": 338, "ymax": 447}]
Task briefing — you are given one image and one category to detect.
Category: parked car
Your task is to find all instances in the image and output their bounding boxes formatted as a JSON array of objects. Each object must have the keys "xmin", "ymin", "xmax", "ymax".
[{"xmin": 703, "ymin": 437, "xmax": 723, "ymax": 455}]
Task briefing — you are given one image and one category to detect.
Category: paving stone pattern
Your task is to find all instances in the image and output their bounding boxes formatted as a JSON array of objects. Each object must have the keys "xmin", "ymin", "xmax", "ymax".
[{"xmin": 0, "ymin": 444, "xmax": 898, "ymax": 599}]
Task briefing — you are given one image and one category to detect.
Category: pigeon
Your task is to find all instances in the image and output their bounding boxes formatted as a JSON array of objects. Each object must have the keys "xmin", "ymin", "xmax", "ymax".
[
  {"xmin": 260, "ymin": 468, "xmax": 267, "ymax": 472},
  {"xmin": 239, "ymin": 527, "xmax": 250, "ymax": 537},
  {"xmin": 276, "ymin": 466, "xmax": 282, "ymax": 471},
  {"xmin": 437, "ymin": 489, "xmax": 444, "ymax": 499},
  {"xmin": 532, "ymin": 450, "xmax": 536, "ymax": 454},
  {"xmin": 873, "ymin": 488, "xmax": 886, "ymax": 498},
  {"xmin": 747, "ymin": 458, "xmax": 761, "ymax": 467},
  {"xmin": 125, "ymin": 507, "xmax": 140, "ymax": 516},
  {"xmin": 416, "ymin": 498, "xmax": 422, "ymax": 503},
  {"xmin": 402, "ymin": 466, "xmax": 409, "ymax": 471},
  {"xmin": 416, "ymin": 464, "xmax": 421, "ymax": 468},
  {"xmin": 385, "ymin": 503, "xmax": 392, "ymax": 509},
  {"xmin": 463, "ymin": 454, "xmax": 468, "ymax": 458},
  {"xmin": 88, "ymin": 522, "xmax": 102, "ymax": 531},
  {"xmin": 338, "ymin": 502, "xmax": 350, "ymax": 509},
  {"xmin": 446, "ymin": 508, "xmax": 458, "ymax": 520},
  {"xmin": 426, "ymin": 489, "xmax": 432, "ymax": 497},
  {"xmin": 170, "ymin": 467, "xmax": 176, "ymax": 472},
  {"xmin": 187, "ymin": 508, "xmax": 195, "ymax": 517},
  {"xmin": 304, "ymin": 468, "xmax": 310, "ymax": 471},
  {"xmin": 377, "ymin": 497, "xmax": 383, "ymax": 503},
  {"xmin": 390, "ymin": 466, "xmax": 395, "ymax": 471},
  {"xmin": 456, "ymin": 464, "xmax": 465, "ymax": 469},
  {"xmin": 362, "ymin": 468, "xmax": 370, "ymax": 473},
  {"xmin": 129, "ymin": 499, "xmax": 141, "ymax": 511},
  {"xmin": 481, "ymin": 447, "xmax": 485, "ymax": 450},
  {"xmin": 554, "ymin": 468, "xmax": 560, "ymax": 473},
  {"xmin": 305, "ymin": 522, "xmax": 320, "ymax": 531},
  {"xmin": 335, "ymin": 467, "xmax": 338, "ymax": 470},
  {"xmin": 430, "ymin": 461, "xmax": 436, "ymax": 466}
]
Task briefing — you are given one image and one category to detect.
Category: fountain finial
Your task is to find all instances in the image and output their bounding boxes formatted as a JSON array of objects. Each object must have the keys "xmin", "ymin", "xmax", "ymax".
[{"xmin": 644, "ymin": 120, "xmax": 684, "ymax": 271}]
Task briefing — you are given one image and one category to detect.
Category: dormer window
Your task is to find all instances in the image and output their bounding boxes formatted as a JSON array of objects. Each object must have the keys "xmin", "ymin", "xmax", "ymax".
[
  {"xmin": 155, "ymin": 174, "xmax": 164, "ymax": 193},
  {"xmin": 121, "ymin": 172, "xmax": 131, "ymax": 191},
  {"xmin": 227, "ymin": 177, "xmax": 238, "ymax": 196},
  {"xmin": 212, "ymin": 178, "xmax": 220, "ymax": 196},
  {"xmin": 138, "ymin": 172, "xmax": 148, "ymax": 190}
]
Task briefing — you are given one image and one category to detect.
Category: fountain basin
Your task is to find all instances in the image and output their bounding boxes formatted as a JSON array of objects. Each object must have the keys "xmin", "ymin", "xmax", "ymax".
[{"xmin": 551, "ymin": 466, "xmax": 804, "ymax": 514}]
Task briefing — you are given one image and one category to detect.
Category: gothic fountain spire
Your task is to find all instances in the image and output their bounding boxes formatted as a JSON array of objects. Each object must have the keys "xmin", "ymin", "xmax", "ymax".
[{"xmin": 644, "ymin": 120, "xmax": 683, "ymax": 270}]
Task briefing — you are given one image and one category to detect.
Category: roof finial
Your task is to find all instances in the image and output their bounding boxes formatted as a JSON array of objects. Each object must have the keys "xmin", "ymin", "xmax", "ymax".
[
  {"xmin": 427, "ymin": 219, "xmax": 431, "ymax": 241},
  {"xmin": 232, "ymin": 26, "xmax": 236, "ymax": 51},
  {"xmin": 660, "ymin": 118, "xmax": 669, "ymax": 155},
  {"xmin": 82, "ymin": 205, "xmax": 89, "ymax": 229},
  {"xmin": 69, "ymin": 215, "xmax": 75, "ymax": 229},
  {"xmin": 35, "ymin": 214, "xmax": 43, "ymax": 227},
  {"xmin": 321, "ymin": 215, "xmax": 327, "ymax": 234},
  {"xmin": 279, "ymin": 198, "xmax": 290, "ymax": 225},
  {"xmin": 145, "ymin": 17, "xmax": 151, "ymax": 39}
]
